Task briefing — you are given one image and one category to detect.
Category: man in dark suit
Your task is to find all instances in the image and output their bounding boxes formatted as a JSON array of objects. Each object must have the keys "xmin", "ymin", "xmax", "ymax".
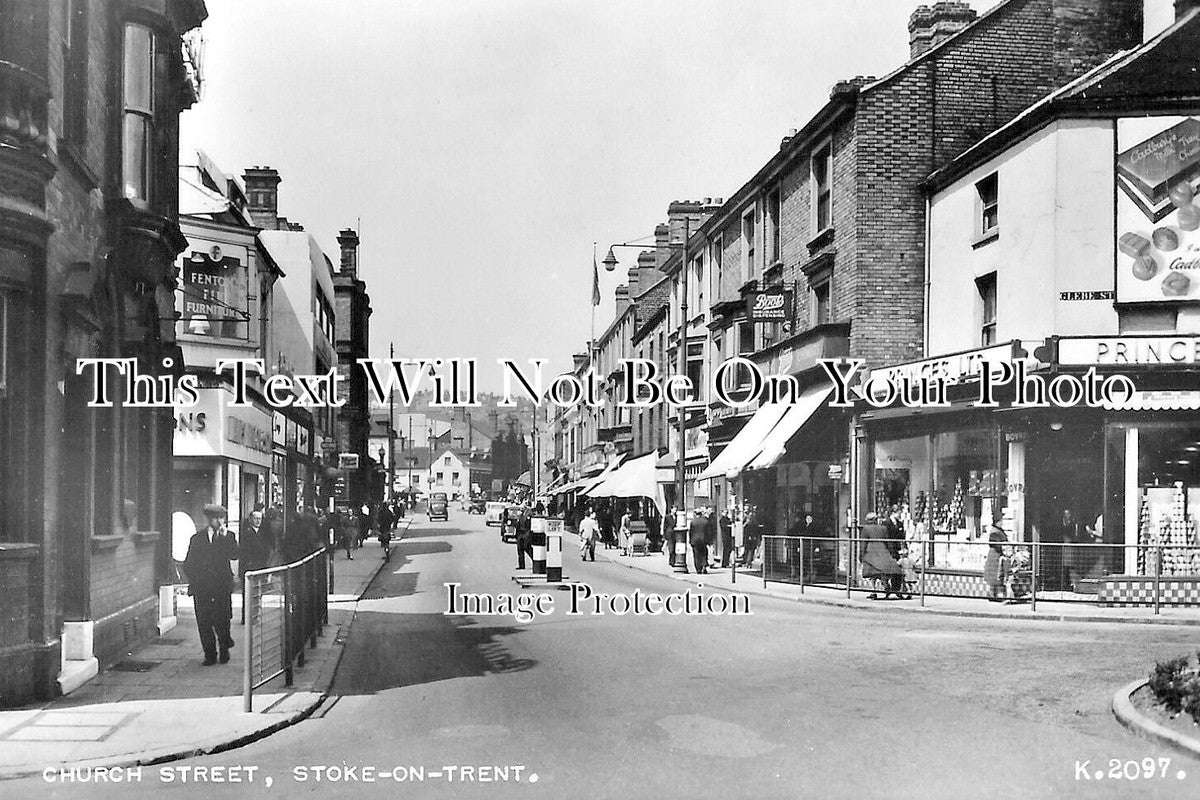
[
  {"xmin": 184, "ymin": 504, "xmax": 239, "ymax": 665},
  {"xmin": 238, "ymin": 509, "xmax": 271, "ymax": 624},
  {"xmin": 689, "ymin": 508, "xmax": 711, "ymax": 575}
]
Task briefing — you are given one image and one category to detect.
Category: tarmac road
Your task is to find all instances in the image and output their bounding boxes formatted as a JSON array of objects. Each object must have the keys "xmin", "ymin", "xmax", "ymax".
[{"xmin": 21, "ymin": 512, "xmax": 1200, "ymax": 800}]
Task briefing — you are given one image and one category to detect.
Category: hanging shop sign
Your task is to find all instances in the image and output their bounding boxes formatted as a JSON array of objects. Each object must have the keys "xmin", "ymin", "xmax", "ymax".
[
  {"xmin": 339, "ymin": 453, "xmax": 360, "ymax": 470},
  {"xmin": 272, "ymin": 411, "xmax": 285, "ymax": 447},
  {"xmin": 1057, "ymin": 335, "xmax": 1200, "ymax": 366},
  {"xmin": 176, "ymin": 239, "xmax": 250, "ymax": 339},
  {"xmin": 1115, "ymin": 116, "xmax": 1200, "ymax": 304},
  {"xmin": 745, "ymin": 289, "xmax": 794, "ymax": 323}
]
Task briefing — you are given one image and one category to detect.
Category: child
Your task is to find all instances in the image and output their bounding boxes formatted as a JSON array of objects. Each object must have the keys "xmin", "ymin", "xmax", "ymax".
[{"xmin": 897, "ymin": 547, "xmax": 919, "ymax": 599}]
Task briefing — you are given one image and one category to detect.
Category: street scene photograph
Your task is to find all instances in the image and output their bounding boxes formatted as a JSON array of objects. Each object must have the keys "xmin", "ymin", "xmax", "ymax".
[{"xmin": 5, "ymin": 0, "xmax": 1200, "ymax": 797}]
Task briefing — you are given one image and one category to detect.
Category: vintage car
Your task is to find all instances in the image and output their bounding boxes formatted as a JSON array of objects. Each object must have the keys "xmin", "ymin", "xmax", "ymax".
[
  {"xmin": 428, "ymin": 492, "xmax": 449, "ymax": 521},
  {"xmin": 484, "ymin": 501, "xmax": 507, "ymax": 526}
]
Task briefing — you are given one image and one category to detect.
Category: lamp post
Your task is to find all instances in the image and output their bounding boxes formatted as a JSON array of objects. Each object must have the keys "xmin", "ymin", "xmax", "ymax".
[
  {"xmin": 603, "ymin": 217, "xmax": 691, "ymax": 572},
  {"xmin": 388, "ymin": 343, "xmax": 396, "ymax": 502}
]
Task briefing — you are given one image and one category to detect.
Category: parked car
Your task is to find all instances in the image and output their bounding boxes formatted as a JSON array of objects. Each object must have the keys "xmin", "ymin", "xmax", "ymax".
[
  {"xmin": 429, "ymin": 492, "xmax": 449, "ymax": 521},
  {"xmin": 500, "ymin": 505, "xmax": 523, "ymax": 544},
  {"xmin": 468, "ymin": 497, "xmax": 487, "ymax": 514},
  {"xmin": 484, "ymin": 501, "xmax": 507, "ymax": 526}
]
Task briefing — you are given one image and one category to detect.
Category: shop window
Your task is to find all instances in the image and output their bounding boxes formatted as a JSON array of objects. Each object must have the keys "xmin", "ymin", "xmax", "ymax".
[
  {"xmin": 872, "ymin": 428, "xmax": 1006, "ymax": 571},
  {"xmin": 122, "ymin": 23, "xmax": 155, "ymax": 204},
  {"xmin": 977, "ymin": 273, "xmax": 997, "ymax": 346},
  {"xmin": 812, "ymin": 141, "xmax": 833, "ymax": 233},
  {"xmin": 977, "ymin": 173, "xmax": 999, "ymax": 237}
]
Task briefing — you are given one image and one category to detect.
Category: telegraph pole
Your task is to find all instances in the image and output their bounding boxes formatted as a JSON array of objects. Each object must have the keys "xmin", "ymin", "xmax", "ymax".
[{"xmin": 388, "ymin": 342, "xmax": 396, "ymax": 501}]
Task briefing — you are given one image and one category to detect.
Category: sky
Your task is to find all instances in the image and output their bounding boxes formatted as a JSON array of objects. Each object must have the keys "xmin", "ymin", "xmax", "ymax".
[{"xmin": 182, "ymin": 0, "xmax": 1176, "ymax": 393}]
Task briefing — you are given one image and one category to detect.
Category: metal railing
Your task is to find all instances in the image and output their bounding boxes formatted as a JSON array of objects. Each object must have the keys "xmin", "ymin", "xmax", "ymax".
[
  {"xmin": 761, "ymin": 535, "xmax": 1200, "ymax": 615},
  {"xmin": 243, "ymin": 547, "xmax": 328, "ymax": 711}
]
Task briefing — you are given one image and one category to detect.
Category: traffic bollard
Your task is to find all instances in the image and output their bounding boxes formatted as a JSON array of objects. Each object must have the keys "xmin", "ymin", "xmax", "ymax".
[
  {"xmin": 546, "ymin": 521, "xmax": 563, "ymax": 582},
  {"xmin": 531, "ymin": 516, "xmax": 547, "ymax": 575}
]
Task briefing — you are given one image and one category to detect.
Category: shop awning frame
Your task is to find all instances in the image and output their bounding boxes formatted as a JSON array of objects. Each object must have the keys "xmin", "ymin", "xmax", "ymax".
[
  {"xmin": 697, "ymin": 401, "xmax": 790, "ymax": 480},
  {"xmin": 746, "ymin": 384, "xmax": 835, "ymax": 471}
]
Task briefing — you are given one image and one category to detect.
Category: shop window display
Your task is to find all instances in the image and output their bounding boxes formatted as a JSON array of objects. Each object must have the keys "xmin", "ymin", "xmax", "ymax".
[
  {"xmin": 1136, "ymin": 426, "xmax": 1200, "ymax": 577},
  {"xmin": 872, "ymin": 428, "xmax": 1006, "ymax": 572}
]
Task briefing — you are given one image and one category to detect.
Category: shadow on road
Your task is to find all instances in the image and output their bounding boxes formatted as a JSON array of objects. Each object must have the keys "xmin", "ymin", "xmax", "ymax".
[{"xmin": 332, "ymin": 612, "xmax": 535, "ymax": 694}]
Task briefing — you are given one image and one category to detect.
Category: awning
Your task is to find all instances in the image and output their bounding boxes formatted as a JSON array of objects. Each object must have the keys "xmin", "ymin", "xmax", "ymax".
[
  {"xmin": 746, "ymin": 384, "xmax": 834, "ymax": 470},
  {"xmin": 656, "ymin": 448, "xmax": 709, "ymax": 484},
  {"xmin": 697, "ymin": 401, "xmax": 790, "ymax": 480},
  {"xmin": 586, "ymin": 452, "xmax": 666, "ymax": 514},
  {"xmin": 513, "ymin": 470, "xmax": 532, "ymax": 487},
  {"xmin": 580, "ymin": 455, "xmax": 627, "ymax": 496}
]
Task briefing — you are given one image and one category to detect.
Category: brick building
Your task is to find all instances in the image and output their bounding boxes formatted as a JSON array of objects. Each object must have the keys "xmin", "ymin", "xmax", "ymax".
[
  {"xmin": 687, "ymin": 0, "xmax": 1146, "ymax": 551},
  {"xmin": 332, "ymin": 227, "xmax": 374, "ymax": 504},
  {"xmin": 0, "ymin": 0, "xmax": 206, "ymax": 705}
]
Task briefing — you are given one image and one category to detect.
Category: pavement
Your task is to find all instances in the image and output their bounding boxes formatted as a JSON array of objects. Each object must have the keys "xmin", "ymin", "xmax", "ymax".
[
  {"xmin": 0, "ymin": 518, "xmax": 413, "ymax": 780},
  {"xmin": 583, "ymin": 537, "xmax": 1200, "ymax": 626}
]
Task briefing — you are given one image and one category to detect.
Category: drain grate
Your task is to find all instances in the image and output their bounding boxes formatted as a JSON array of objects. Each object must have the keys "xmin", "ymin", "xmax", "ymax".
[
  {"xmin": 110, "ymin": 659, "xmax": 161, "ymax": 672},
  {"xmin": 151, "ymin": 637, "xmax": 186, "ymax": 646}
]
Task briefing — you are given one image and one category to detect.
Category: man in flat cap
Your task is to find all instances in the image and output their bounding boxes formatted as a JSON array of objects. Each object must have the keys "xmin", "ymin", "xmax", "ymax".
[{"xmin": 184, "ymin": 504, "xmax": 239, "ymax": 665}]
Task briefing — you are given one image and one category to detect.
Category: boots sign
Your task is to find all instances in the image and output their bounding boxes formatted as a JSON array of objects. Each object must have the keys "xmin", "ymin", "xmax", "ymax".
[{"xmin": 745, "ymin": 290, "xmax": 794, "ymax": 323}]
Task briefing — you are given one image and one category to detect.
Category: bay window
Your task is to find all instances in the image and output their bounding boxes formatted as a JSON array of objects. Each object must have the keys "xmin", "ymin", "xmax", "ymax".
[{"xmin": 122, "ymin": 24, "xmax": 155, "ymax": 204}]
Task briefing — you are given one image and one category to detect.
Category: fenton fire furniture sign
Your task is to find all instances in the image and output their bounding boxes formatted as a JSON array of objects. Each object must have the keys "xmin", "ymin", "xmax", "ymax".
[
  {"xmin": 745, "ymin": 289, "xmax": 794, "ymax": 323},
  {"xmin": 177, "ymin": 238, "xmax": 250, "ymax": 338},
  {"xmin": 1116, "ymin": 116, "xmax": 1200, "ymax": 304}
]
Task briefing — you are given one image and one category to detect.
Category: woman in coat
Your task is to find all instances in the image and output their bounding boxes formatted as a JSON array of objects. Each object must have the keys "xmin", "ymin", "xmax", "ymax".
[
  {"xmin": 983, "ymin": 524, "xmax": 1009, "ymax": 601},
  {"xmin": 860, "ymin": 512, "xmax": 903, "ymax": 599}
]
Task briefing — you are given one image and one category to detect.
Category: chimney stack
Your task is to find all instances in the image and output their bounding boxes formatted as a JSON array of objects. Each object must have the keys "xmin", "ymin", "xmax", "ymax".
[
  {"xmin": 243, "ymin": 166, "xmax": 281, "ymax": 230},
  {"xmin": 337, "ymin": 228, "xmax": 359, "ymax": 277},
  {"xmin": 615, "ymin": 284, "xmax": 631, "ymax": 318},
  {"xmin": 908, "ymin": 2, "xmax": 977, "ymax": 59}
]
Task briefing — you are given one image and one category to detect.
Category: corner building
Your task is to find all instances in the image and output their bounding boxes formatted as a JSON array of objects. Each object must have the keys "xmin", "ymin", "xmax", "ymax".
[{"xmin": 0, "ymin": 0, "xmax": 206, "ymax": 704}]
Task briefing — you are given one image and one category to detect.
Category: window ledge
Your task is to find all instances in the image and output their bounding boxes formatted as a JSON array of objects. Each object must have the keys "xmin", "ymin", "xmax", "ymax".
[
  {"xmin": 972, "ymin": 229, "xmax": 999, "ymax": 249},
  {"xmin": 133, "ymin": 530, "xmax": 162, "ymax": 545},
  {"xmin": 91, "ymin": 534, "xmax": 124, "ymax": 552},
  {"xmin": 0, "ymin": 542, "xmax": 40, "ymax": 561},
  {"xmin": 56, "ymin": 140, "xmax": 100, "ymax": 190},
  {"xmin": 807, "ymin": 228, "xmax": 835, "ymax": 252}
]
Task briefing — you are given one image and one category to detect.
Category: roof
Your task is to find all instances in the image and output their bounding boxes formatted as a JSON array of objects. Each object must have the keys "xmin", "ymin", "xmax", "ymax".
[{"xmin": 925, "ymin": 9, "xmax": 1200, "ymax": 192}]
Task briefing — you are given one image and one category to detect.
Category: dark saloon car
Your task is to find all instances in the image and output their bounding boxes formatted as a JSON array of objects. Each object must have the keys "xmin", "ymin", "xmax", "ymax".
[{"xmin": 429, "ymin": 492, "xmax": 449, "ymax": 521}]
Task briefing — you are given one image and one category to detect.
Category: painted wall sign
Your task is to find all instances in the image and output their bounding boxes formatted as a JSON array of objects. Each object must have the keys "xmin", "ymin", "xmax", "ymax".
[{"xmin": 1059, "ymin": 291, "xmax": 1115, "ymax": 301}]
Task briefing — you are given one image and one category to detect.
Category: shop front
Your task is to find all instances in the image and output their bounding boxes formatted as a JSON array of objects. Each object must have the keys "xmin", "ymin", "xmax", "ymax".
[
  {"xmin": 173, "ymin": 387, "xmax": 273, "ymax": 534},
  {"xmin": 855, "ymin": 336, "xmax": 1200, "ymax": 604}
]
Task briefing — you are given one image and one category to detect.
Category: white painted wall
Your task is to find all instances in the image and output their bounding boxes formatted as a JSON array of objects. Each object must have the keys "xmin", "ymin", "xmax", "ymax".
[{"xmin": 928, "ymin": 119, "xmax": 1120, "ymax": 359}]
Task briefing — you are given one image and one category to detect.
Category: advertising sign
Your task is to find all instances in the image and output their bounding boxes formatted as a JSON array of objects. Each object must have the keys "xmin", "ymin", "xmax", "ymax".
[
  {"xmin": 338, "ymin": 453, "xmax": 360, "ymax": 470},
  {"xmin": 1116, "ymin": 116, "xmax": 1200, "ymax": 303},
  {"xmin": 177, "ymin": 239, "xmax": 249, "ymax": 338},
  {"xmin": 745, "ymin": 289, "xmax": 794, "ymax": 323}
]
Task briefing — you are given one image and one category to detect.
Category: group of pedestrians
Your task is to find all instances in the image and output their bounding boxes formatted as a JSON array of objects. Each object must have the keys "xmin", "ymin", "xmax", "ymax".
[
  {"xmin": 859, "ymin": 506, "xmax": 909, "ymax": 600},
  {"xmin": 329, "ymin": 500, "xmax": 407, "ymax": 560}
]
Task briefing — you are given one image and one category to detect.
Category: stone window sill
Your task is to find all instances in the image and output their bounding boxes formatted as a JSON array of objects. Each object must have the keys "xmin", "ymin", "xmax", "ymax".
[
  {"xmin": 91, "ymin": 534, "xmax": 124, "ymax": 552},
  {"xmin": 0, "ymin": 542, "xmax": 41, "ymax": 561},
  {"xmin": 133, "ymin": 530, "xmax": 162, "ymax": 545}
]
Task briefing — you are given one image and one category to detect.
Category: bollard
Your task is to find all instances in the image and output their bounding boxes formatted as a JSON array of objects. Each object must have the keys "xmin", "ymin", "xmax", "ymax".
[
  {"xmin": 673, "ymin": 511, "xmax": 689, "ymax": 574},
  {"xmin": 531, "ymin": 516, "xmax": 547, "ymax": 575},
  {"xmin": 546, "ymin": 521, "xmax": 563, "ymax": 582}
]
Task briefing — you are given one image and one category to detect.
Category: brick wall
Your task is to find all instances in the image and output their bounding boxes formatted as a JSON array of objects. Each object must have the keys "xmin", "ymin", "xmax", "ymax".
[{"xmin": 848, "ymin": 0, "xmax": 1143, "ymax": 370}]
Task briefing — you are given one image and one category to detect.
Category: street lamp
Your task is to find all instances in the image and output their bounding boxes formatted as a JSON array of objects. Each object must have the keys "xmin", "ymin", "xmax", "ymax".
[{"xmin": 604, "ymin": 218, "xmax": 692, "ymax": 572}]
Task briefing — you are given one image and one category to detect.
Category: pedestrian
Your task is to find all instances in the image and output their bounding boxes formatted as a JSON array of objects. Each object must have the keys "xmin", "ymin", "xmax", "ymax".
[
  {"xmin": 578, "ymin": 509, "xmax": 600, "ymax": 562},
  {"xmin": 740, "ymin": 504, "xmax": 761, "ymax": 568},
  {"xmin": 897, "ymin": 547, "xmax": 919, "ymax": 598},
  {"xmin": 378, "ymin": 502, "xmax": 395, "ymax": 537},
  {"xmin": 719, "ymin": 509, "xmax": 734, "ymax": 568},
  {"xmin": 515, "ymin": 506, "xmax": 534, "ymax": 569},
  {"xmin": 619, "ymin": 508, "xmax": 632, "ymax": 556},
  {"xmin": 183, "ymin": 504, "xmax": 238, "ymax": 665},
  {"xmin": 860, "ymin": 512, "xmax": 902, "ymax": 600},
  {"xmin": 379, "ymin": 521, "xmax": 392, "ymax": 560},
  {"xmin": 689, "ymin": 507, "xmax": 710, "ymax": 575},
  {"xmin": 883, "ymin": 505, "xmax": 907, "ymax": 596},
  {"xmin": 237, "ymin": 509, "xmax": 271, "ymax": 624},
  {"xmin": 983, "ymin": 524, "xmax": 1009, "ymax": 601},
  {"xmin": 337, "ymin": 508, "xmax": 355, "ymax": 559},
  {"xmin": 357, "ymin": 505, "xmax": 372, "ymax": 548}
]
